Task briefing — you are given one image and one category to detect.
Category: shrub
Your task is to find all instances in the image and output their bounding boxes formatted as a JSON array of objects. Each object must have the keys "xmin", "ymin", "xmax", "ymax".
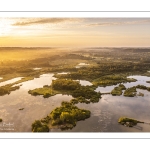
[{"xmin": 32, "ymin": 120, "xmax": 49, "ymax": 132}]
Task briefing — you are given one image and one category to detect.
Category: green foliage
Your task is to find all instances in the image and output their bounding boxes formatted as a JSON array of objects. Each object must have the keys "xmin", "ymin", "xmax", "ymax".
[
  {"xmin": 0, "ymin": 118, "xmax": 2, "ymax": 122},
  {"xmin": 71, "ymin": 97, "xmax": 90, "ymax": 104},
  {"xmin": 28, "ymin": 79, "xmax": 101, "ymax": 102},
  {"xmin": 122, "ymin": 85, "xmax": 150, "ymax": 97},
  {"xmin": 19, "ymin": 108, "xmax": 24, "ymax": 110},
  {"xmin": 51, "ymin": 118, "xmax": 62, "ymax": 126},
  {"xmin": 138, "ymin": 85, "xmax": 150, "ymax": 92},
  {"xmin": 147, "ymin": 87, "xmax": 150, "ymax": 91},
  {"xmin": 0, "ymin": 84, "xmax": 20, "ymax": 96},
  {"xmin": 136, "ymin": 85, "xmax": 147, "ymax": 90},
  {"xmin": 70, "ymin": 98, "xmax": 79, "ymax": 104},
  {"xmin": 60, "ymin": 112, "xmax": 74, "ymax": 123},
  {"xmin": 124, "ymin": 87, "xmax": 137, "ymax": 97},
  {"xmin": 0, "ymin": 87, "xmax": 10, "ymax": 96},
  {"xmin": 136, "ymin": 85, "xmax": 150, "ymax": 91},
  {"xmin": 0, "ymin": 76, "xmax": 35, "ymax": 97},
  {"xmin": 32, "ymin": 120, "xmax": 49, "ymax": 132},
  {"xmin": 17, "ymin": 68, "xmax": 34, "ymax": 73},
  {"xmin": 93, "ymin": 75, "xmax": 136, "ymax": 87},
  {"xmin": 146, "ymin": 81, "xmax": 150, "ymax": 83},
  {"xmin": 111, "ymin": 87, "xmax": 122, "ymax": 96},
  {"xmin": 111, "ymin": 84, "xmax": 126, "ymax": 96},
  {"xmin": 28, "ymin": 87, "xmax": 59, "ymax": 98},
  {"xmin": 72, "ymin": 86, "xmax": 101, "ymax": 101},
  {"xmin": 49, "ymin": 101, "xmax": 91, "ymax": 130},
  {"xmin": 118, "ymin": 117, "xmax": 144, "ymax": 127},
  {"xmin": 41, "ymin": 116, "xmax": 51, "ymax": 124},
  {"xmin": 52, "ymin": 79, "xmax": 80, "ymax": 90},
  {"xmin": 118, "ymin": 84, "xmax": 126, "ymax": 90}
]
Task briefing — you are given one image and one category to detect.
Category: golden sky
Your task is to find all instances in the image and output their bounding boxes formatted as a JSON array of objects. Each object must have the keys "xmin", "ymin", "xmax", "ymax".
[{"xmin": 0, "ymin": 18, "xmax": 150, "ymax": 47}]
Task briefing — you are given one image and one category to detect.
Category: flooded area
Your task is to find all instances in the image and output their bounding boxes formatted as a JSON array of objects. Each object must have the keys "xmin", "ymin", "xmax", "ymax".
[
  {"xmin": 77, "ymin": 80, "xmax": 93, "ymax": 86},
  {"xmin": 57, "ymin": 72, "xmax": 69, "ymax": 75},
  {"xmin": 69, "ymin": 90, "xmax": 150, "ymax": 132},
  {"xmin": 0, "ymin": 74, "xmax": 150, "ymax": 132},
  {"xmin": 0, "ymin": 73, "xmax": 72, "ymax": 132},
  {"xmin": 95, "ymin": 75, "xmax": 150, "ymax": 93},
  {"xmin": 33, "ymin": 68, "xmax": 42, "ymax": 70},
  {"xmin": 75, "ymin": 63, "xmax": 89, "ymax": 68},
  {"xmin": 18, "ymin": 74, "xmax": 57, "ymax": 90},
  {"xmin": 0, "ymin": 77, "xmax": 23, "ymax": 86},
  {"xmin": 68, "ymin": 75, "xmax": 150, "ymax": 132}
]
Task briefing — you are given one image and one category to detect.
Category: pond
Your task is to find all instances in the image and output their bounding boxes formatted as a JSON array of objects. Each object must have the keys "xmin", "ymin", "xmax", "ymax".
[
  {"xmin": 95, "ymin": 75, "xmax": 150, "ymax": 93},
  {"xmin": 18, "ymin": 74, "xmax": 57, "ymax": 90},
  {"xmin": 0, "ymin": 73, "xmax": 72, "ymax": 132},
  {"xmin": 57, "ymin": 72, "xmax": 69, "ymax": 75},
  {"xmin": 68, "ymin": 89, "xmax": 150, "ymax": 132},
  {"xmin": 75, "ymin": 63, "xmax": 89, "ymax": 68},
  {"xmin": 76, "ymin": 80, "xmax": 93, "ymax": 86},
  {"xmin": 66, "ymin": 75, "xmax": 150, "ymax": 132},
  {"xmin": 33, "ymin": 68, "xmax": 42, "ymax": 70},
  {"xmin": 0, "ymin": 74, "xmax": 150, "ymax": 132}
]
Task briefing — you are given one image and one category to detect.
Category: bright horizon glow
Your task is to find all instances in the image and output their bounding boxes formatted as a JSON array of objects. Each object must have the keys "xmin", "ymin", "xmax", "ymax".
[{"xmin": 1, "ymin": 18, "xmax": 150, "ymax": 47}]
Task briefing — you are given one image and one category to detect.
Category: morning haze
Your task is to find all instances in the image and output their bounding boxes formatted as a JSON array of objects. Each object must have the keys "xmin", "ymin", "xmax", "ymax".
[
  {"xmin": 1, "ymin": 18, "xmax": 150, "ymax": 132},
  {"xmin": 1, "ymin": 18, "xmax": 150, "ymax": 47}
]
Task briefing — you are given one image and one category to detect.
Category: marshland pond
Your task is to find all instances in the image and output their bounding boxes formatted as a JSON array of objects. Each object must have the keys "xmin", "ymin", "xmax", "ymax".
[{"xmin": 0, "ymin": 47, "xmax": 150, "ymax": 132}]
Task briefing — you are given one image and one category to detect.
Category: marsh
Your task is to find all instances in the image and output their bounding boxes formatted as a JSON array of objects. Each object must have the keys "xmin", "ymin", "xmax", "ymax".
[{"xmin": 0, "ymin": 47, "xmax": 150, "ymax": 132}]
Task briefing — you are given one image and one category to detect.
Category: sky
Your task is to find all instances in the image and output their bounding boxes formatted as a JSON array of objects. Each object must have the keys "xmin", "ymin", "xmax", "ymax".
[{"xmin": 0, "ymin": 18, "xmax": 150, "ymax": 47}]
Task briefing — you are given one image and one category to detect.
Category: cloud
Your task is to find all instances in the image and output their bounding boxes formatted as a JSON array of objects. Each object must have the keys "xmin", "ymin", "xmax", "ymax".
[
  {"xmin": 12, "ymin": 18, "xmax": 80, "ymax": 26},
  {"xmin": 86, "ymin": 19, "xmax": 150, "ymax": 27}
]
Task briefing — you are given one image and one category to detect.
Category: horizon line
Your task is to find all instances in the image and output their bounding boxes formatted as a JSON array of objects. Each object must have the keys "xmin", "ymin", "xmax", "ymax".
[{"xmin": 0, "ymin": 46, "xmax": 150, "ymax": 48}]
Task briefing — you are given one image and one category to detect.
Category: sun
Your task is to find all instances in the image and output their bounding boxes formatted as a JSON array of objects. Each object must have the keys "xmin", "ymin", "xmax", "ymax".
[{"xmin": 0, "ymin": 18, "xmax": 13, "ymax": 36}]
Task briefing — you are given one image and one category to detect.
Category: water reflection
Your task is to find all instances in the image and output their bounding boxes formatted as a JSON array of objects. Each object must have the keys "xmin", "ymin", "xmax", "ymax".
[
  {"xmin": 0, "ymin": 77, "xmax": 23, "ymax": 86},
  {"xmin": 75, "ymin": 63, "xmax": 89, "ymax": 68},
  {"xmin": 57, "ymin": 72, "xmax": 69, "ymax": 75},
  {"xmin": 19, "ymin": 74, "xmax": 57, "ymax": 90},
  {"xmin": 0, "ymin": 73, "xmax": 72, "ymax": 132},
  {"xmin": 33, "ymin": 68, "xmax": 42, "ymax": 70},
  {"xmin": 76, "ymin": 80, "xmax": 93, "ymax": 86},
  {"xmin": 0, "ymin": 74, "xmax": 150, "ymax": 132},
  {"xmin": 66, "ymin": 75, "xmax": 150, "ymax": 132},
  {"xmin": 96, "ymin": 75, "xmax": 150, "ymax": 93},
  {"xmin": 66, "ymin": 89, "xmax": 150, "ymax": 132}
]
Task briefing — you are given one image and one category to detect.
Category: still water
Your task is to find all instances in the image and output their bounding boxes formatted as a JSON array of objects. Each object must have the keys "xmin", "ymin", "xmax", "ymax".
[
  {"xmin": 0, "ymin": 74, "xmax": 150, "ymax": 132},
  {"xmin": 33, "ymin": 68, "xmax": 42, "ymax": 70},
  {"xmin": 0, "ymin": 74, "xmax": 72, "ymax": 132},
  {"xmin": 75, "ymin": 63, "xmax": 89, "ymax": 68},
  {"xmin": 76, "ymin": 80, "xmax": 93, "ymax": 86},
  {"xmin": 0, "ymin": 77, "xmax": 23, "ymax": 86},
  {"xmin": 69, "ymin": 75, "xmax": 150, "ymax": 132},
  {"xmin": 57, "ymin": 72, "xmax": 69, "ymax": 75}
]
